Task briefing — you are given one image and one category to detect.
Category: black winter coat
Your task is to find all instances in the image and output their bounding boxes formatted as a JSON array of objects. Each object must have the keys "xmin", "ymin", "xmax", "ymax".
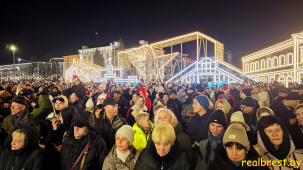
[
  {"xmin": 0, "ymin": 125, "xmax": 45, "ymax": 170},
  {"xmin": 69, "ymin": 82, "xmax": 86, "ymax": 99},
  {"xmin": 60, "ymin": 131, "xmax": 109, "ymax": 170},
  {"xmin": 270, "ymin": 96, "xmax": 294, "ymax": 128},
  {"xmin": 134, "ymin": 139, "xmax": 194, "ymax": 170},
  {"xmin": 95, "ymin": 112, "xmax": 127, "ymax": 149}
]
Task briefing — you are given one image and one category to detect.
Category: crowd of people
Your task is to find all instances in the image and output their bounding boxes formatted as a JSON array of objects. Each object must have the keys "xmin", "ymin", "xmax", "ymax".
[{"xmin": 0, "ymin": 77, "xmax": 303, "ymax": 170}]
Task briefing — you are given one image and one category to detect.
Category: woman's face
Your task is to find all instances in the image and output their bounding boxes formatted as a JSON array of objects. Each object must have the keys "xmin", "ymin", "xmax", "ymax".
[
  {"xmin": 209, "ymin": 123, "xmax": 224, "ymax": 137},
  {"xmin": 132, "ymin": 94, "xmax": 138, "ymax": 101},
  {"xmin": 264, "ymin": 124, "xmax": 283, "ymax": 147},
  {"xmin": 136, "ymin": 97, "xmax": 145, "ymax": 107},
  {"xmin": 295, "ymin": 107, "xmax": 303, "ymax": 126},
  {"xmin": 11, "ymin": 135, "xmax": 24, "ymax": 150},
  {"xmin": 155, "ymin": 140, "xmax": 173, "ymax": 157},
  {"xmin": 226, "ymin": 143, "xmax": 246, "ymax": 162},
  {"xmin": 95, "ymin": 109, "xmax": 102, "ymax": 119},
  {"xmin": 116, "ymin": 134, "xmax": 130, "ymax": 153},
  {"xmin": 216, "ymin": 102, "xmax": 225, "ymax": 113},
  {"xmin": 157, "ymin": 111, "xmax": 172, "ymax": 125}
]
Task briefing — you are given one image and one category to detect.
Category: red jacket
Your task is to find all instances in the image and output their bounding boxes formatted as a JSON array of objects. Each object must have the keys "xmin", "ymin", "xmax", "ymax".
[{"xmin": 138, "ymin": 88, "xmax": 151, "ymax": 111}]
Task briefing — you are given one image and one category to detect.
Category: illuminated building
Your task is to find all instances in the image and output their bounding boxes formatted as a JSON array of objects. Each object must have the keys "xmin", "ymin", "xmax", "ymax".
[{"xmin": 242, "ymin": 31, "xmax": 303, "ymax": 85}]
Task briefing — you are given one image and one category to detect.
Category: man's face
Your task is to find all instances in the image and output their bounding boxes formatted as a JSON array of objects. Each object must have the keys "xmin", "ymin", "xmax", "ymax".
[
  {"xmin": 253, "ymin": 87, "xmax": 260, "ymax": 94},
  {"xmin": 192, "ymin": 99, "xmax": 203, "ymax": 112},
  {"xmin": 241, "ymin": 105, "xmax": 254, "ymax": 113},
  {"xmin": 209, "ymin": 123, "xmax": 224, "ymax": 137},
  {"xmin": 105, "ymin": 104, "xmax": 118, "ymax": 117},
  {"xmin": 230, "ymin": 84, "xmax": 236, "ymax": 90},
  {"xmin": 114, "ymin": 93, "xmax": 121, "ymax": 100},
  {"xmin": 70, "ymin": 94, "xmax": 78, "ymax": 103},
  {"xmin": 53, "ymin": 88, "xmax": 58, "ymax": 93},
  {"xmin": 11, "ymin": 102, "xmax": 25, "ymax": 116},
  {"xmin": 240, "ymin": 92, "xmax": 246, "ymax": 99},
  {"xmin": 286, "ymin": 100, "xmax": 300, "ymax": 108},
  {"xmin": 170, "ymin": 93, "xmax": 176, "ymax": 99}
]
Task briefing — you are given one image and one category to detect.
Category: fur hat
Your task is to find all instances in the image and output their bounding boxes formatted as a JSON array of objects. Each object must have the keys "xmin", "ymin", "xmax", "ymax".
[
  {"xmin": 116, "ymin": 125, "xmax": 135, "ymax": 144},
  {"xmin": 12, "ymin": 96, "xmax": 31, "ymax": 108},
  {"xmin": 223, "ymin": 124, "xmax": 250, "ymax": 151}
]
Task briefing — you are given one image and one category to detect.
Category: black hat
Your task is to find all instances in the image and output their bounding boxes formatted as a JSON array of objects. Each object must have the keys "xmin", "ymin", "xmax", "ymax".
[
  {"xmin": 12, "ymin": 96, "xmax": 31, "ymax": 108},
  {"xmin": 241, "ymin": 97, "xmax": 256, "ymax": 108},
  {"xmin": 0, "ymin": 86, "xmax": 4, "ymax": 91},
  {"xmin": 285, "ymin": 92, "xmax": 300, "ymax": 100},
  {"xmin": 103, "ymin": 97, "xmax": 118, "ymax": 107},
  {"xmin": 208, "ymin": 110, "xmax": 228, "ymax": 129},
  {"xmin": 4, "ymin": 96, "xmax": 13, "ymax": 104},
  {"xmin": 71, "ymin": 111, "xmax": 95, "ymax": 129},
  {"xmin": 169, "ymin": 90, "xmax": 177, "ymax": 95},
  {"xmin": 241, "ymin": 89, "xmax": 251, "ymax": 97},
  {"xmin": 297, "ymin": 84, "xmax": 303, "ymax": 90}
]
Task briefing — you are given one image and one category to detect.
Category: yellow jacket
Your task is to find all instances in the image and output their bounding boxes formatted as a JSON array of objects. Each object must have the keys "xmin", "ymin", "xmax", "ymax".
[{"xmin": 132, "ymin": 123, "xmax": 153, "ymax": 152}]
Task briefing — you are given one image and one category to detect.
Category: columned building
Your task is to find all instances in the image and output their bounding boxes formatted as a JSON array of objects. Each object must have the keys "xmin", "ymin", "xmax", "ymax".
[{"xmin": 242, "ymin": 31, "xmax": 303, "ymax": 85}]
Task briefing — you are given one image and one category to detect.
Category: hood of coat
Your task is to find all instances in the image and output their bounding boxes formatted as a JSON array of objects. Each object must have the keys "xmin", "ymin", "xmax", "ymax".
[
  {"xmin": 4, "ymin": 124, "xmax": 41, "ymax": 154},
  {"xmin": 38, "ymin": 94, "xmax": 52, "ymax": 108},
  {"xmin": 138, "ymin": 88, "xmax": 147, "ymax": 98}
]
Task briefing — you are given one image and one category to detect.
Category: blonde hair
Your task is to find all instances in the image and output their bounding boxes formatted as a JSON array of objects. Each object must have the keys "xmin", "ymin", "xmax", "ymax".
[
  {"xmin": 256, "ymin": 107, "xmax": 275, "ymax": 121},
  {"xmin": 135, "ymin": 112, "xmax": 149, "ymax": 125},
  {"xmin": 215, "ymin": 99, "xmax": 232, "ymax": 114},
  {"xmin": 155, "ymin": 109, "xmax": 178, "ymax": 127},
  {"xmin": 12, "ymin": 129, "xmax": 25, "ymax": 143},
  {"xmin": 152, "ymin": 123, "xmax": 176, "ymax": 144},
  {"xmin": 137, "ymin": 96, "xmax": 145, "ymax": 103}
]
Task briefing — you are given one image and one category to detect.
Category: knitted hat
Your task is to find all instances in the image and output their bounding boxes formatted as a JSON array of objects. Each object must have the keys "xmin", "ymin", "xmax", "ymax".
[
  {"xmin": 195, "ymin": 95, "xmax": 210, "ymax": 110},
  {"xmin": 72, "ymin": 75, "xmax": 80, "ymax": 83},
  {"xmin": 71, "ymin": 111, "xmax": 95, "ymax": 129},
  {"xmin": 12, "ymin": 96, "xmax": 31, "ymax": 108},
  {"xmin": 208, "ymin": 110, "xmax": 228, "ymax": 129},
  {"xmin": 85, "ymin": 98, "xmax": 94, "ymax": 108},
  {"xmin": 241, "ymin": 97, "xmax": 256, "ymax": 108},
  {"xmin": 222, "ymin": 86, "xmax": 230, "ymax": 92},
  {"xmin": 286, "ymin": 92, "xmax": 300, "ymax": 100},
  {"xmin": 223, "ymin": 124, "xmax": 250, "ymax": 151},
  {"xmin": 103, "ymin": 97, "xmax": 118, "ymax": 107},
  {"xmin": 230, "ymin": 111, "xmax": 250, "ymax": 131},
  {"xmin": 116, "ymin": 125, "xmax": 135, "ymax": 144},
  {"xmin": 241, "ymin": 89, "xmax": 251, "ymax": 97}
]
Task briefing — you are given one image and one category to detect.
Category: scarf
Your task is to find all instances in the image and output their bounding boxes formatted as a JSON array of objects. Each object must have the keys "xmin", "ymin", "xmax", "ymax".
[
  {"xmin": 13, "ymin": 111, "xmax": 27, "ymax": 126},
  {"xmin": 116, "ymin": 148, "xmax": 130, "ymax": 163},
  {"xmin": 221, "ymin": 94, "xmax": 230, "ymax": 100},
  {"xmin": 205, "ymin": 130, "xmax": 225, "ymax": 163}
]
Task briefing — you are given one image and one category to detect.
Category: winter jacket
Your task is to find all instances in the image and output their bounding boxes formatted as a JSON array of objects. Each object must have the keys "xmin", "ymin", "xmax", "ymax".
[
  {"xmin": 253, "ymin": 132, "xmax": 303, "ymax": 170},
  {"xmin": 31, "ymin": 94, "xmax": 52, "ymax": 117},
  {"xmin": 230, "ymin": 88, "xmax": 240, "ymax": 102},
  {"xmin": 133, "ymin": 123, "xmax": 153, "ymax": 152},
  {"xmin": 69, "ymin": 82, "xmax": 86, "ymax": 99},
  {"xmin": 102, "ymin": 145, "xmax": 140, "ymax": 170},
  {"xmin": 127, "ymin": 105, "xmax": 149, "ymax": 126},
  {"xmin": 95, "ymin": 112, "xmax": 127, "ymax": 149},
  {"xmin": 117, "ymin": 95, "xmax": 130, "ymax": 119},
  {"xmin": 270, "ymin": 97, "xmax": 293, "ymax": 128},
  {"xmin": 138, "ymin": 88, "xmax": 151, "ymax": 111},
  {"xmin": 60, "ymin": 131, "xmax": 109, "ymax": 170},
  {"xmin": 134, "ymin": 139, "xmax": 194, "ymax": 170},
  {"xmin": 210, "ymin": 148, "xmax": 269, "ymax": 170},
  {"xmin": 188, "ymin": 109, "xmax": 213, "ymax": 143},
  {"xmin": 0, "ymin": 125, "xmax": 45, "ymax": 170},
  {"xmin": 174, "ymin": 122, "xmax": 192, "ymax": 154},
  {"xmin": 288, "ymin": 121, "xmax": 303, "ymax": 149},
  {"xmin": 1, "ymin": 110, "xmax": 36, "ymax": 135}
]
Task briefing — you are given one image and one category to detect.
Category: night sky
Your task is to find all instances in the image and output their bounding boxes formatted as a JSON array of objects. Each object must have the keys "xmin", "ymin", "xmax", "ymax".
[{"xmin": 1, "ymin": 0, "xmax": 303, "ymax": 68}]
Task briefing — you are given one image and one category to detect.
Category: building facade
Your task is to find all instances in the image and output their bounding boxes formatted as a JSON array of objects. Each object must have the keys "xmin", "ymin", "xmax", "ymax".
[
  {"xmin": 0, "ymin": 62, "xmax": 52, "ymax": 82},
  {"xmin": 78, "ymin": 44, "xmax": 119, "ymax": 67},
  {"xmin": 242, "ymin": 31, "xmax": 303, "ymax": 85}
]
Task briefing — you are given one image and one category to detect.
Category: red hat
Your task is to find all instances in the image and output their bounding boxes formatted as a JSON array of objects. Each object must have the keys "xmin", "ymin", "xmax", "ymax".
[
  {"xmin": 86, "ymin": 90, "xmax": 91, "ymax": 95},
  {"xmin": 222, "ymin": 86, "xmax": 230, "ymax": 92},
  {"xmin": 73, "ymin": 75, "xmax": 80, "ymax": 82}
]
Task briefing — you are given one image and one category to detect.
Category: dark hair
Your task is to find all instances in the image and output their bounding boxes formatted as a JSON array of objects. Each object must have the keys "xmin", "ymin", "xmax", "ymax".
[
  {"xmin": 92, "ymin": 104, "xmax": 103, "ymax": 119},
  {"xmin": 196, "ymin": 85, "xmax": 205, "ymax": 93},
  {"xmin": 192, "ymin": 93, "xmax": 199, "ymax": 99},
  {"xmin": 114, "ymin": 91, "xmax": 122, "ymax": 95},
  {"xmin": 225, "ymin": 142, "xmax": 247, "ymax": 151},
  {"xmin": 60, "ymin": 107, "xmax": 78, "ymax": 131},
  {"xmin": 158, "ymin": 92, "xmax": 164, "ymax": 99}
]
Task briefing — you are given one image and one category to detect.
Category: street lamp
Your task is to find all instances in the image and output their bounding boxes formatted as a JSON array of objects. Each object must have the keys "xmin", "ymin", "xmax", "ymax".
[{"xmin": 10, "ymin": 45, "xmax": 17, "ymax": 82}]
